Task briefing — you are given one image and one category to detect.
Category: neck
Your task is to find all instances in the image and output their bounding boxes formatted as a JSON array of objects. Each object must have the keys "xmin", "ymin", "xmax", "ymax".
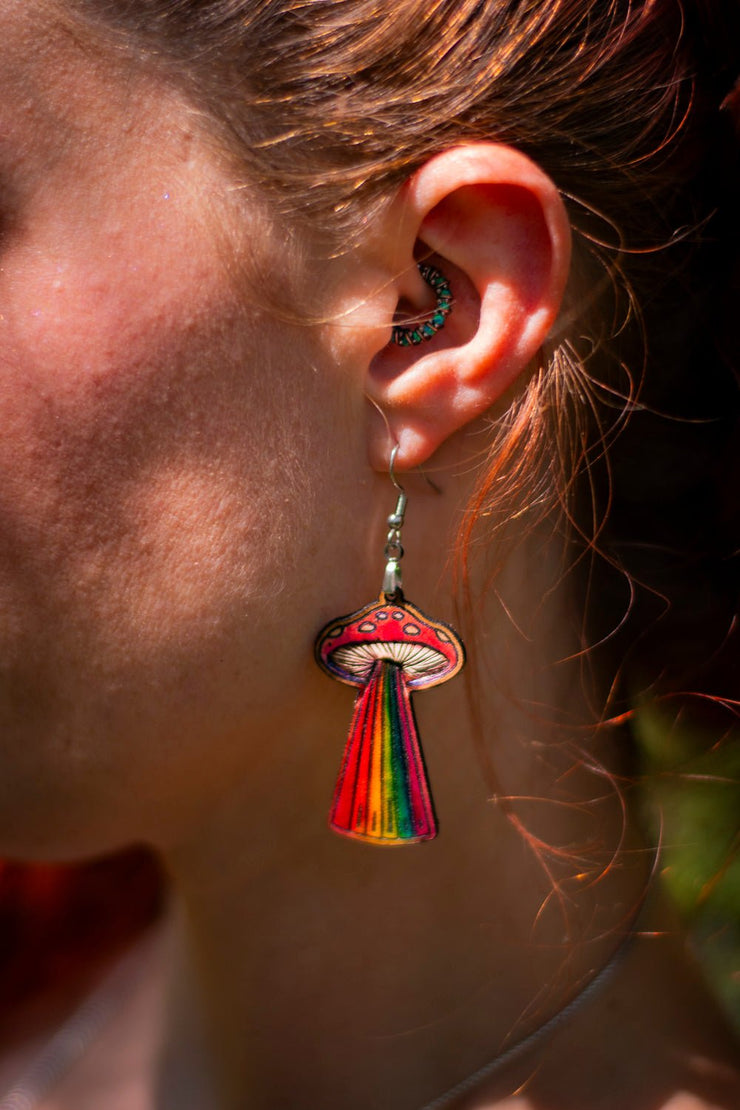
[{"xmin": 156, "ymin": 528, "xmax": 649, "ymax": 1110}]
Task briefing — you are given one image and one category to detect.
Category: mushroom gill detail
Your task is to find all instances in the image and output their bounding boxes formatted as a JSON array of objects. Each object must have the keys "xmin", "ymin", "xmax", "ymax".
[{"xmin": 330, "ymin": 641, "xmax": 450, "ymax": 683}]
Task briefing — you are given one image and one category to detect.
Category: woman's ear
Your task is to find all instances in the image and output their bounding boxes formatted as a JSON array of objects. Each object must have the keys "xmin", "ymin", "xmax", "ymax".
[{"xmin": 366, "ymin": 143, "xmax": 571, "ymax": 470}]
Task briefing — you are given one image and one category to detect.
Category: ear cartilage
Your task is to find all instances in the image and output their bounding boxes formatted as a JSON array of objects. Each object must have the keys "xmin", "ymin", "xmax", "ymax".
[{"xmin": 390, "ymin": 263, "xmax": 452, "ymax": 347}]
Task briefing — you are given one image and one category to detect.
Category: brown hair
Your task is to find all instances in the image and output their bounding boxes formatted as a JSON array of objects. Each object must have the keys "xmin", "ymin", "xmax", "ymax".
[{"xmin": 62, "ymin": 1, "xmax": 716, "ymax": 227}]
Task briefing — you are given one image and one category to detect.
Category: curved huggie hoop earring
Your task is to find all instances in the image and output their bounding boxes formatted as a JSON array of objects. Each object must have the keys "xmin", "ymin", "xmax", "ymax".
[{"xmin": 390, "ymin": 263, "xmax": 453, "ymax": 347}]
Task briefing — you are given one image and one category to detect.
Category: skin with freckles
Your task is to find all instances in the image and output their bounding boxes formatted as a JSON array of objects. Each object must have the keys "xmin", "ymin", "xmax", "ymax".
[
  {"xmin": 0, "ymin": 5, "xmax": 738, "ymax": 1110},
  {"xmin": 0, "ymin": 3, "xmax": 377, "ymax": 860}
]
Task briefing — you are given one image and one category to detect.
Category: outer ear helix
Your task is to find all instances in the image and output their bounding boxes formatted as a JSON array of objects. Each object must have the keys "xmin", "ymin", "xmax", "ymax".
[
  {"xmin": 366, "ymin": 144, "xmax": 571, "ymax": 471},
  {"xmin": 390, "ymin": 263, "xmax": 453, "ymax": 347}
]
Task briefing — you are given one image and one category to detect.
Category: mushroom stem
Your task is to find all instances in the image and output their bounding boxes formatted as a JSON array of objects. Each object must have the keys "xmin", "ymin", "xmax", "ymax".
[{"xmin": 329, "ymin": 660, "xmax": 437, "ymax": 843}]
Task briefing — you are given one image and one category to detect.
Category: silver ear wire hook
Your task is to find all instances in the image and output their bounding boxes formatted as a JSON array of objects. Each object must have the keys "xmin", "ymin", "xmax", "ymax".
[
  {"xmin": 365, "ymin": 399, "xmax": 442, "ymax": 597},
  {"xmin": 388, "ymin": 444, "xmax": 405, "ymax": 498},
  {"xmin": 383, "ymin": 445, "xmax": 407, "ymax": 600}
]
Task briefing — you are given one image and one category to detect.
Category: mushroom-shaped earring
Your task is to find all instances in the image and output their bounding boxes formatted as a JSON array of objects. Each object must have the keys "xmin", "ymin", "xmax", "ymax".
[{"xmin": 315, "ymin": 450, "xmax": 465, "ymax": 844}]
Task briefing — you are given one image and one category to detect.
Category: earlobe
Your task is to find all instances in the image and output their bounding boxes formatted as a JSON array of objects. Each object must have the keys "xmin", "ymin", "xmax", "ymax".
[{"xmin": 365, "ymin": 144, "xmax": 571, "ymax": 471}]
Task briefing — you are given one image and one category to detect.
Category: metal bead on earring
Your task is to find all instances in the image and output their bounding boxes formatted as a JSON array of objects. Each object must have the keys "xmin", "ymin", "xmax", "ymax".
[{"xmin": 391, "ymin": 263, "xmax": 453, "ymax": 347}]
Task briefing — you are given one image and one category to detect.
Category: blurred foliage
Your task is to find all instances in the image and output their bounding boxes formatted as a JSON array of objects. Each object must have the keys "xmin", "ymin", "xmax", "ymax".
[{"xmin": 634, "ymin": 699, "xmax": 740, "ymax": 1029}]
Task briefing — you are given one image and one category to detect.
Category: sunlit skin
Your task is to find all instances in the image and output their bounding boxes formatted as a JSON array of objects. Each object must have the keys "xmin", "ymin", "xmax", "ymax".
[
  {"xmin": 0, "ymin": 5, "xmax": 738, "ymax": 1109},
  {"xmin": 0, "ymin": 2, "xmax": 373, "ymax": 860}
]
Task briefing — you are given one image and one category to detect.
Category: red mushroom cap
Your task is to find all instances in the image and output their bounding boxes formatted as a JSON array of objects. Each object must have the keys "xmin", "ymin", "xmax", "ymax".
[{"xmin": 315, "ymin": 597, "xmax": 465, "ymax": 690}]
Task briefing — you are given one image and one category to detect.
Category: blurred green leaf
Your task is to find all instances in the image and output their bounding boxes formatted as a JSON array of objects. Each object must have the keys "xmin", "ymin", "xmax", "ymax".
[{"xmin": 633, "ymin": 698, "xmax": 740, "ymax": 1029}]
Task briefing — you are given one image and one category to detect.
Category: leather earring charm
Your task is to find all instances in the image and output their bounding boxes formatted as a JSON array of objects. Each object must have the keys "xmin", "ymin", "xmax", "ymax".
[{"xmin": 315, "ymin": 448, "xmax": 465, "ymax": 844}]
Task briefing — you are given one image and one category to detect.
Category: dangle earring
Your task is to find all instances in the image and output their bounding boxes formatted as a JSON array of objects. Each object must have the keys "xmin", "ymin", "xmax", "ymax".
[{"xmin": 315, "ymin": 447, "xmax": 465, "ymax": 844}]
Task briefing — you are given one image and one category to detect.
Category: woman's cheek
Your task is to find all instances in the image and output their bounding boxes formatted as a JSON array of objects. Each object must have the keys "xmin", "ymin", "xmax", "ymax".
[
  {"xmin": 0, "ymin": 75, "xmax": 369, "ymax": 853},
  {"xmin": 0, "ymin": 221, "xmax": 301, "ymax": 703},
  {"xmin": 0, "ymin": 275, "xmax": 330, "ymax": 856}
]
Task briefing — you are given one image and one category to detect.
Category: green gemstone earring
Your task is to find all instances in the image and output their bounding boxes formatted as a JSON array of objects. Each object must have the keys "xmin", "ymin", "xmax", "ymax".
[{"xmin": 391, "ymin": 263, "xmax": 453, "ymax": 347}]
